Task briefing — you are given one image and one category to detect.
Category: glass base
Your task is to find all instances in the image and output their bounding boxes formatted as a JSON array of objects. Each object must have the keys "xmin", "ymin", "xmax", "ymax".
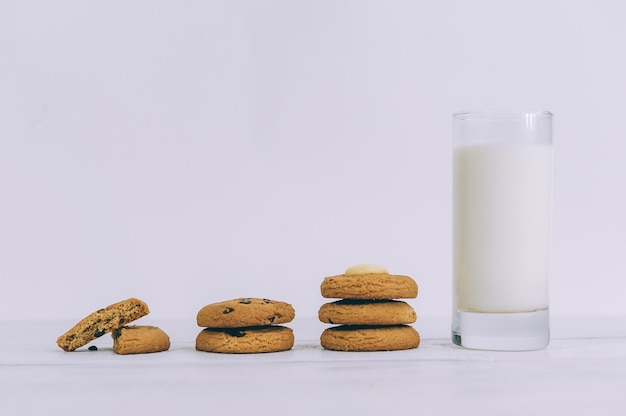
[{"xmin": 452, "ymin": 309, "xmax": 549, "ymax": 351}]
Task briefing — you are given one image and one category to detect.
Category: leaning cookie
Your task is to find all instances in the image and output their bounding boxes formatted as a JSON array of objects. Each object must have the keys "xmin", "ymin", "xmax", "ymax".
[
  {"xmin": 318, "ymin": 299, "xmax": 417, "ymax": 325},
  {"xmin": 56, "ymin": 298, "xmax": 150, "ymax": 352},
  {"xmin": 196, "ymin": 298, "xmax": 295, "ymax": 328},
  {"xmin": 196, "ymin": 326, "xmax": 294, "ymax": 353},
  {"xmin": 112, "ymin": 325, "xmax": 170, "ymax": 355},
  {"xmin": 320, "ymin": 325, "xmax": 420, "ymax": 352},
  {"xmin": 320, "ymin": 273, "xmax": 418, "ymax": 299}
]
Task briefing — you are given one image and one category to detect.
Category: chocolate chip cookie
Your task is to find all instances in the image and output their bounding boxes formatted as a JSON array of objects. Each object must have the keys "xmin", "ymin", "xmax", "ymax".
[
  {"xmin": 112, "ymin": 325, "xmax": 170, "ymax": 355},
  {"xmin": 56, "ymin": 298, "xmax": 150, "ymax": 352},
  {"xmin": 196, "ymin": 298, "xmax": 295, "ymax": 328},
  {"xmin": 196, "ymin": 325, "xmax": 294, "ymax": 354}
]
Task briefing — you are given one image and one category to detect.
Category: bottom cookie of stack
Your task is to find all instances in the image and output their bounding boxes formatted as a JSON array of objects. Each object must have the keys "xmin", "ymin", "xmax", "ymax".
[
  {"xmin": 320, "ymin": 324, "xmax": 420, "ymax": 352},
  {"xmin": 196, "ymin": 326, "xmax": 294, "ymax": 353}
]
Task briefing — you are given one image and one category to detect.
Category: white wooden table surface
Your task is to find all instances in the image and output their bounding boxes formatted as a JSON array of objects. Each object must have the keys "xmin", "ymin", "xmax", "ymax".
[{"xmin": 2, "ymin": 315, "xmax": 625, "ymax": 415}]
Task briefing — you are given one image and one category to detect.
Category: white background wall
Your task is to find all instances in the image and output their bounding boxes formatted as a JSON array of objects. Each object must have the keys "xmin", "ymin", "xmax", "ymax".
[{"xmin": 1, "ymin": 0, "xmax": 624, "ymax": 322}]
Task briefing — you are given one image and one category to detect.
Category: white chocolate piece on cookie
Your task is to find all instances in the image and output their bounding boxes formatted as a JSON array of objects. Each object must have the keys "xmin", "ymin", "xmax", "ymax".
[{"xmin": 345, "ymin": 264, "xmax": 389, "ymax": 276}]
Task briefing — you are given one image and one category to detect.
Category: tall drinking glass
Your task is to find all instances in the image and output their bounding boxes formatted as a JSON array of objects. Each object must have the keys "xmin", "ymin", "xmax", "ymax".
[{"xmin": 452, "ymin": 110, "xmax": 553, "ymax": 351}]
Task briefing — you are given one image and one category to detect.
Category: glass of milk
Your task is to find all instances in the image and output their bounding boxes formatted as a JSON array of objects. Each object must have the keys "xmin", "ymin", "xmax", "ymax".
[{"xmin": 452, "ymin": 110, "xmax": 553, "ymax": 351}]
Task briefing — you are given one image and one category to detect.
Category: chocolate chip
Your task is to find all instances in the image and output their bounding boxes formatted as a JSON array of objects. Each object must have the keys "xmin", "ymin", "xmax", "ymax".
[
  {"xmin": 263, "ymin": 299, "xmax": 272, "ymax": 304},
  {"xmin": 224, "ymin": 328, "xmax": 246, "ymax": 337},
  {"xmin": 94, "ymin": 330, "xmax": 106, "ymax": 338},
  {"xmin": 239, "ymin": 299, "xmax": 251, "ymax": 304},
  {"xmin": 88, "ymin": 346, "xmax": 98, "ymax": 351},
  {"xmin": 223, "ymin": 307, "xmax": 234, "ymax": 314},
  {"xmin": 119, "ymin": 318, "xmax": 126, "ymax": 325},
  {"xmin": 268, "ymin": 316, "xmax": 276, "ymax": 323},
  {"xmin": 328, "ymin": 318, "xmax": 334, "ymax": 324}
]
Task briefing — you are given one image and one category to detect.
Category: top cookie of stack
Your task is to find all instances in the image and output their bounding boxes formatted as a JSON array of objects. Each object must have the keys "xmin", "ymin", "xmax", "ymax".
[
  {"xmin": 319, "ymin": 264, "xmax": 420, "ymax": 351},
  {"xmin": 321, "ymin": 264, "xmax": 418, "ymax": 300}
]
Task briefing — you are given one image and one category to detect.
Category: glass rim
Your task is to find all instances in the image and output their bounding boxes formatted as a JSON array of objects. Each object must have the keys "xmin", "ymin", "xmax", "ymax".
[{"xmin": 453, "ymin": 110, "xmax": 553, "ymax": 120}]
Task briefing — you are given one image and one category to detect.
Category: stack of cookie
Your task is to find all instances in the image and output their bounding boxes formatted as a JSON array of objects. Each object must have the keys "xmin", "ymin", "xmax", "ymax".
[
  {"xmin": 196, "ymin": 298, "xmax": 296, "ymax": 353},
  {"xmin": 319, "ymin": 264, "xmax": 420, "ymax": 351},
  {"xmin": 56, "ymin": 297, "xmax": 170, "ymax": 355}
]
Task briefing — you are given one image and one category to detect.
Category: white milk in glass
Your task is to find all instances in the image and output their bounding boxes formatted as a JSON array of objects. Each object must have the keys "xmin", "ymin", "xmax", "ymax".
[{"xmin": 453, "ymin": 143, "xmax": 553, "ymax": 313}]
